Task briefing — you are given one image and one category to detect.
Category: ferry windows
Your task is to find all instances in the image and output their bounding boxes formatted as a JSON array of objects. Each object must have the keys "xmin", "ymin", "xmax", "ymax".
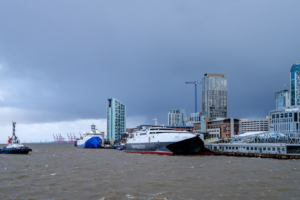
[
  {"xmin": 289, "ymin": 113, "xmax": 292, "ymax": 117},
  {"xmin": 277, "ymin": 147, "xmax": 280, "ymax": 151},
  {"xmin": 295, "ymin": 113, "xmax": 298, "ymax": 122},
  {"xmin": 276, "ymin": 114, "xmax": 279, "ymax": 118},
  {"xmin": 268, "ymin": 147, "xmax": 271, "ymax": 151},
  {"xmin": 236, "ymin": 147, "xmax": 238, "ymax": 150},
  {"xmin": 226, "ymin": 147, "xmax": 228, "ymax": 149},
  {"xmin": 285, "ymin": 113, "xmax": 288, "ymax": 118},
  {"xmin": 246, "ymin": 147, "xmax": 249, "ymax": 150},
  {"xmin": 272, "ymin": 114, "xmax": 275, "ymax": 119},
  {"xmin": 263, "ymin": 147, "xmax": 266, "ymax": 150},
  {"xmin": 251, "ymin": 147, "xmax": 253, "ymax": 150},
  {"xmin": 255, "ymin": 147, "xmax": 257, "ymax": 150},
  {"xmin": 282, "ymin": 148, "xmax": 285, "ymax": 151},
  {"xmin": 229, "ymin": 147, "xmax": 231, "ymax": 149},
  {"xmin": 281, "ymin": 114, "xmax": 283, "ymax": 118},
  {"xmin": 272, "ymin": 148, "xmax": 275, "ymax": 151}
]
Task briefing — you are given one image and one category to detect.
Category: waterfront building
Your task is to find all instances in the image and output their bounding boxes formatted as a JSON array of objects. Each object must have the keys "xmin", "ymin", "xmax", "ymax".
[
  {"xmin": 206, "ymin": 117, "xmax": 240, "ymax": 138},
  {"xmin": 201, "ymin": 115, "xmax": 207, "ymax": 133},
  {"xmin": 290, "ymin": 62, "xmax": 300, "ymax": 106},
  {"xmin": 202, "ymin": 73, "xmax": 227, "ymax": 118},
  {"xmin": 275, "ymin": 90, "xmax": 290, "ymax": 109},
  {"xmin": 189, "ymin": 112, "xmax": 201, "ymax": 134},
  {"xmin": 269, "ymin": 106, "xmax": 300, "ymax": 135},
  {"xmin": 168, "ymin": 109, "xmax": 186, "ymax": 126},
  {"xmin": 239, "ymin": 117, "xmax": 269, "ymax": 134},
  {"xmin": 107, "ymin": 98, "xmax": 126, "ymax": 142}
]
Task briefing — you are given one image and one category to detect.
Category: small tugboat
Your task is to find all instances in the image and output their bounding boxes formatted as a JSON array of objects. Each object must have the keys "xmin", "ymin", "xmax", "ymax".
[{"xmin": 0, "ymin": 122, "xmax": 32, "ymax": 154}]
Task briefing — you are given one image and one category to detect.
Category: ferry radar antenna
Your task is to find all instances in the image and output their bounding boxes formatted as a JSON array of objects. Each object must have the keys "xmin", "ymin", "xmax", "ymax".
[{"xmin": 152, "ymin": 117, "xmax": 158, "ymax": 125}]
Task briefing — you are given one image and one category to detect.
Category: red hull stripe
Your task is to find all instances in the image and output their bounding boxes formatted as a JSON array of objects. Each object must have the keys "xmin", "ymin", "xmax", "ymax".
[
  {"xmin": 123, "ymin": 150, "xmax": 173, "ymax": 156},
  {"xmin": 197, "ymin": 152, "xmax": 214, "ymax": 155}
]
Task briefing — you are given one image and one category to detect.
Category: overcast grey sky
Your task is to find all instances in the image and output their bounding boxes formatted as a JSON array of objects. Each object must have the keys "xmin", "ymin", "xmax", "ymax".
[{"xmin": 0, "ymin": 1, "xmax": 300, "ymax": 142}]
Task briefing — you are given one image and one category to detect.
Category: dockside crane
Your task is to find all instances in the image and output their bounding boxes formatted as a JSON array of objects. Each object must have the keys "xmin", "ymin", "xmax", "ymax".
[
  {"xmin": 185, "ymin": 81, "xmax": 202, "ymax": 113},
  {"xmin": 67, "ymin": 133, "xmax": 70, "ymax": 143}
]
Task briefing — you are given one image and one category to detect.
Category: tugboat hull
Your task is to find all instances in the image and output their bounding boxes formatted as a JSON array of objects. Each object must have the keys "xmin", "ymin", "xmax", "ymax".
[{"xmin": 0, "ymin": 148, "xmax": 32, "ymax": 154}]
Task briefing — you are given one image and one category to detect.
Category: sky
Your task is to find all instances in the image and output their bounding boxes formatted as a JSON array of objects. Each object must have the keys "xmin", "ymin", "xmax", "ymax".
[{"xmin": 0, "ymin": 0, "xmax": 300, "ymax": 143}]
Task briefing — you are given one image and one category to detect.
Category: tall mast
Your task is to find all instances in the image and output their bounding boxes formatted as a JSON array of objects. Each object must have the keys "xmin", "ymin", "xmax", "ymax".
[{"xmin": 12, "ymin": 121, "xmax": 17, "ymax": 139}]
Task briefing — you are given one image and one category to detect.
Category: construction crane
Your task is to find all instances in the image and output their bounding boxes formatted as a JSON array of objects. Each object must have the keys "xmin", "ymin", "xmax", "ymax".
[{"xmin": 185, "ymin": 81, "xmax": 202, "ymax": 113}]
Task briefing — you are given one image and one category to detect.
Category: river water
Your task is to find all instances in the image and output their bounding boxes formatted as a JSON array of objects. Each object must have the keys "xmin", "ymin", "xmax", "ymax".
[{"xmin": 0, "ymin": 144, "xmax": 299, "ymax": 200}]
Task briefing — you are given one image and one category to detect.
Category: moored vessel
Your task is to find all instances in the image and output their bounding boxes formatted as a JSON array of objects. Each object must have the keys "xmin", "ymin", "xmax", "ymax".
[
  {"xmin": 123, "ymin": 127, "xmax": 213, "ymax": 155},
  {"xmin": 75, "ymin": 124, "xmax": 104, "ymax": 148},
  {"xmin": 0, "ymin": 122, "xmax": 32, "ymax": 154}
]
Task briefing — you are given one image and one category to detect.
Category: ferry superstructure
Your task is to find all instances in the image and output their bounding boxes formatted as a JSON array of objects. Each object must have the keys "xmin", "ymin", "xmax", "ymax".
[
  {"xmin": 76, "ymin": 125, "xmax": 104, "ymax": 148},
  {"xmin": 123, "ymin": 127, "xmax": 213, "ymax": 155}
]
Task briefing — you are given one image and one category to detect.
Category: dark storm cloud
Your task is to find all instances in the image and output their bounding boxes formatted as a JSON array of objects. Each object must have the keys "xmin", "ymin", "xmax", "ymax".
[{"xmin": 0, "ymin": 0, "xmax": 300, "ymax": 125}]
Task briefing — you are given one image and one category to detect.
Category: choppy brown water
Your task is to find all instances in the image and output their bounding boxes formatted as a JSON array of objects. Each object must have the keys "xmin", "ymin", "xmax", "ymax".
[{"xmin": 0, "ymin": 144, "xmax": 300, "ymax": 200}]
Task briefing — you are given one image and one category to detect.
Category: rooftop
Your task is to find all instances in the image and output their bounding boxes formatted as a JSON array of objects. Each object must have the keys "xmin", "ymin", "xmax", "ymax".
[{"xmin": 204, "ymin": 73, "xmax": 225, "ymax": 78}]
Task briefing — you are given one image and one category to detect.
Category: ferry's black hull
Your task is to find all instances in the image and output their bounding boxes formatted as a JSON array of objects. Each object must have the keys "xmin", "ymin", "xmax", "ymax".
[{"xmin": 123, "ymin": 136, "xmax": 213, "ymax": 156}]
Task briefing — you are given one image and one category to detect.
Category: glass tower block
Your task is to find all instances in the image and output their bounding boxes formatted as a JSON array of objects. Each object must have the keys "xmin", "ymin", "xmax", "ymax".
[
  {"xmin": 107, "ymin": 98, "xmax": 126, "ymax": 142},
  {"xmin": 275, "ymin": 90, "xmax": 290, "ymax": 109},
  {"xmin": 202, "ymin": 73, "xmax": 227, "ymax": 118},
  {"xmin": 290, "ymin": 62, "xmax": 300, "ymax": 106}
]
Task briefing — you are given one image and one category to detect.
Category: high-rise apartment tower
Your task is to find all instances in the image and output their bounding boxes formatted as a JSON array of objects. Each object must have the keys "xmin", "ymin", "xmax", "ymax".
[
  {"xmin": 202, "ymin": 73, "xmax": 227, "ymax": 118},
  {"xmin": 168, "ymin": 109, "xmax": 186, "ymax": 126},
  {"xmin": 291, "ymin": 62, "xmax": 300, "ymax": 106},
  {"xmin": 107, "ymin": 98, "xmax": 126, "ymax": 142},
  {"xmin": 275, "ymin": 90, "xmax": 290, "ymax": 109}
]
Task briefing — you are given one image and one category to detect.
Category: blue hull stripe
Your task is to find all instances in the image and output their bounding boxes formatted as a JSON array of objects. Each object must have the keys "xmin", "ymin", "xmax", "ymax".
[{"xmin": 77, "ymin": 137, "xmax": 102, "ymax": 148}]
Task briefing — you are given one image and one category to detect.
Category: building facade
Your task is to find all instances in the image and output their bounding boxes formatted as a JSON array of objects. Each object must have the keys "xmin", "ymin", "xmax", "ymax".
[
  {"xmin": 206, "ymin": 117, "xmax": 240, "ymax": 138},
  {"xmin": 239, "ymin": 117, "xmax": 269, "ymax": 134},
  {"xmin": 189, "ymin": 112, "xmax": 201, "ymax": 134},
  {"xmin": 107, "ymin": 98, "xmax": 126, "ymax": 142},
  {"xmin": 168, "ymin": 109, "xmax": 186, "ymax": 126},
  {"xmin": 290, "ymin": 62, "xmax": 300, "ymax": 106},
  {"xmin": 202, "ymin": 73, "xmax": 227, "ymax": 118},
  {"xmin": 269, "ymin": 106, "xmax": 300, "ymax": 135},
  {"xmin": 275, "ymin": 90, "xmax": 290, "ymax": 109}
]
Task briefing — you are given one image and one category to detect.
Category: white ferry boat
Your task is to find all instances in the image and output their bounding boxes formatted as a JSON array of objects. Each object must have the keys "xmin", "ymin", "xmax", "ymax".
[
  {"xmin": 76, "ymin": 125, "xmax": 104, "ymax": 148},
  {"xmin": 123, "ymin": 127, "xmax": 213, "ymax": 155}
]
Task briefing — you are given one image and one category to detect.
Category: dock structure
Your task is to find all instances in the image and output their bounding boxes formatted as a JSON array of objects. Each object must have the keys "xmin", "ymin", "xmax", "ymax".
[{"xmin": 205, "ymin": 131, "xmax": 300, "ymax": 159}]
